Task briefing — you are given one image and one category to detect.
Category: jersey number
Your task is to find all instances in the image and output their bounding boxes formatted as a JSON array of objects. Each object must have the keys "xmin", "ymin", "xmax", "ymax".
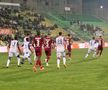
[{"xmin": 58, "ymin": 39, "xmax": 62, "ymax": 44}]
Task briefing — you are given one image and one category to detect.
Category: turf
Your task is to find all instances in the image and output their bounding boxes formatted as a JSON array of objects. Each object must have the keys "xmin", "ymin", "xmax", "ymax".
[{"xmin": 0, "ymin": 48, "xmax": 108, "ymax": 90}]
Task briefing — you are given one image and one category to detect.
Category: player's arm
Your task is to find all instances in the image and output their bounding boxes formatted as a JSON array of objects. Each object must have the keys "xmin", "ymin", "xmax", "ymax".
[
  {"xmin": 70, "ymin": 37, "xmax": 73, "ymax": 45},
  {"xmin": 7, "ymin": 41, "xmax": 11, "ymax": 52},
  {"xmin": 29, "ymin": 44, "xmax": 33, "ymax": 53},
  {"xmin": 53, "ymin": 39, "xmax": 56, "ymax": 49},
  {"xmin": 32, "ymin": 37, "xmax": 35, "ymax": 48},
  {"xmin": 102, "ymin": 39, "xmax": 105, "ymax": 47},
  {"xmin": 17, "ymin": 42, "xmax": 21, "ymax": 53}
]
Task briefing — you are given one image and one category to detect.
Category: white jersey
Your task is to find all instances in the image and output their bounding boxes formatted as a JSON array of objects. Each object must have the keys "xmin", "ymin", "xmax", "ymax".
[
  {"xmin": 89, "ymin": 39, "xmax": 96, "ymax": 49},
  {"xmin": 8, "ymin": 40, "xmax": 19, "ymax": 57},
  {"xmin": 9, "ymin": 40, "xmax": 18, "ymax": 51},
  {"xmin": 23, "ymin": 41, "xmax": 31, "ymax": 58},
  {"xmin": 56, "ymin": 36, "xmax": 65, "ymax": 52},
  {"xmin": 23, "ymin": 41, "xmax": 30, "ymax": 52}
]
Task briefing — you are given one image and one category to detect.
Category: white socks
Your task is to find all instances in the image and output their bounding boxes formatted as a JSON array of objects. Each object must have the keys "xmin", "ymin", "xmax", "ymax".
[
  {"xmin": 6, "ymin": 59, "xmax": 10, "ymax": 67},
  {"xmin": 63, "ymin": 57, "xmax": 66, "ymax": 65},
  {"xmin": 57, "ymin": 59, "xmax": 60, "ymax": 68},
  {"xmin": 28, "ymin": 58, "xmax": 32, "ymax": 64},
  {"xmin": 85, "ymin": 53, "xmax": 88, "ymax": 58},
  {"xmin": 17, "ymin": 58, "xmax": 20, "ymax": 66},
  {"xmin": 57, "ymin": 58, "xmax": 66, "ymax": 68}
]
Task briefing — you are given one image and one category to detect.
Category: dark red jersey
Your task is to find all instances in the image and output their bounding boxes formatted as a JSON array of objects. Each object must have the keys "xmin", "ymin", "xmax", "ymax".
[
  {"xmin": 98, "ymin": 38, "xmax": 104, "ymax": 50},
  {"xmin": 65, "ymin": 37, "xmax": 72, "ymax": 51},
  {"xmin": 66, "ymin": 37, "xmax": 72, "ymax": 46},
  {"xmin": 33, "ymin": 35, "xmax": 43, "ymax": 49},
  {"xmin": 44, "ymin": 37, "xmax": 52, "ymax": 49}
]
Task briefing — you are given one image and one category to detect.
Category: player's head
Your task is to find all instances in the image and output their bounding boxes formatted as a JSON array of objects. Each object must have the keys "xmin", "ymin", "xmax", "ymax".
[
  {"xmin": 59, "ymin": 32, "xmax": 62, "ymax": 36},
  {"xmin": 26, "ymin": 38, "xmax": 29, "ymax": 42},
  {"xmin": 26, "ymin": 33, "xmax": 30, "ymax": 36},
  {"xmin": 99, "ymin": 36, "xmax": 102, "ymax": 38},
  {"xmin": 68, "ymin": 34, "xmax": 70, "ymax": 37},
  {"xmin": 48, "ymin": 33, "xmax": 51, "ymax": 35},
  {"xmin": 14, "ymin": 36, "xmax": 18, "ymax": 40},
  {"xmin": 47, "ymin": 33, "xmax": 50, "ymax": 38},
  {"xmin": 92, "ymin": 37, "xmax": 95, "ymax": 40},
  {"xmin": 37, "ymin": 31, "xmax": 40, "ymax": 36},
  {"xmin": 41, "ymin": 33, "xmax": 44, "ymax": 36}
]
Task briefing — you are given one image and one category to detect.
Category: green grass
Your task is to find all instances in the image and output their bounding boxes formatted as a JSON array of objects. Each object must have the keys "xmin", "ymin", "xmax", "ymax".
[{"xmin": 0, "ymin": 48, "xmax": 108, "ymax": 90}]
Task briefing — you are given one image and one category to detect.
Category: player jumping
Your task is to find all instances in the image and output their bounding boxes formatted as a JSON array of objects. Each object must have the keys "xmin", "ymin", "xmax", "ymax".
[{"xmin": 21, "ymin": 38, "xmax": 32, "ymax": 65}]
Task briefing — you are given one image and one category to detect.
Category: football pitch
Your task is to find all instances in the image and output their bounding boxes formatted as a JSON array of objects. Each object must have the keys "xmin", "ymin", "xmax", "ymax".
[{"xmin": 0, "ymin": 48, "xmax": 108, "ymax": 90}]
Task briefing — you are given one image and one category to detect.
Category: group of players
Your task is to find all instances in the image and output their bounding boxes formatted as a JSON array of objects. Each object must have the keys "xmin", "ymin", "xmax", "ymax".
[
  {"xmin": 6, "ymin": 31, "xmax": 104, "ymax": 72},
  {"xmin": 84, "ymin": 36, "xmax": 104, "ymax": 60},
  {"xmin": 6, "ymin": 31, "xmax": 73, "ymax": 72}
]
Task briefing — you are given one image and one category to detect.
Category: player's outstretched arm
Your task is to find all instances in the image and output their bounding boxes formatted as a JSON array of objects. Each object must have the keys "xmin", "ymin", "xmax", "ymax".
[{"xmin": 17, "ymin": 43, "xmax": 21, "ymax": 54}]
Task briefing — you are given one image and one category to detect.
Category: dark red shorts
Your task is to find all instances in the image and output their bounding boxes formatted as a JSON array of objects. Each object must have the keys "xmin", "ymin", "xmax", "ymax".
[
  {"xmin": 35, "ymin": 48, "xmax": 42, "ymax": 57},
  {"xmin": 98, "ymin": 46, "xmax": 103, "ymax": 50},
  {"xmin": 44, "ymin": 48, "xmax": 51, "ymax": 56},
  {"xmin": 67, "ymin": 45, "xmax": 72, "ymax": 52}
]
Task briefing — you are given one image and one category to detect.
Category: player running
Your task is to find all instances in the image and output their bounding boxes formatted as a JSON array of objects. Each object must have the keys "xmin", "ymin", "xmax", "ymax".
[
  {"xmin": 65, "ymin": 34, "xmax": 73, "ymax": 60},
  {"xmin": 6, "ymin": 36, "xmax": 21, "ymax": 68},
  {"xmin": 84, "ymin": 37, "xmax": 98, "ymax": 60},
  {"xmin": 55, "ymin": 32, "xmax": 66, "ymax": 69},
  {"xmin": 97, "ymin": 36, "xmax": 104, "ymax": 57},
  {"xmin": 21, "ymin": 38, "xmax": 32, "ymax": 65},
  {"xmin": 44, "ymin": 33, "xmax": 53, "ymax": 66},
  {"xmin": 32, "ymin": 31, "xmax": 44, "ymax": 72}
]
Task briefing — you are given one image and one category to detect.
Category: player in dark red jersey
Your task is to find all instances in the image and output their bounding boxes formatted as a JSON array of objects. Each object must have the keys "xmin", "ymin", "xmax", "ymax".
[
  {"xmin": 97, "ymin": 36, "xmax": 104, "ymax": 56},
  {"xmin": 66, "ymin": 34, "xmax": 73, "ymax": 60},
  {"xmin": 32, "ymin": 31, "xmax": 44, "ymax": 72},
  {"xmin": 44, "ymin": 33, "xmax": 53, "ymax": 66}
]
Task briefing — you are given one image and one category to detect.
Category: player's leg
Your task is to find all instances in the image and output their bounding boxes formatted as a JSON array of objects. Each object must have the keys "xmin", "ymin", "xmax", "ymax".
[
  {"xmin": 33, "ymin": 50, "xmax": 38, "ymax": 72},
  {"xmin": 16, "ymin": 55, "xmax": 21, "ymax": 67},
  {"xmin": 68, "ymin": 48, "xmax": 72, "ymax": 60},
  {"xmin": 93, "ymin": 49, "xmax": 97, "ymax": 58},
  {"xmin": 15, "ymin": 51, "xmax": 21, "ymax": 67},
  {"xmin": 62, "ymin": 51, "xmax": 66, "ymax": 68},
  {"xmin": 99, "ymin": 48, "xmax": 103, "ymax": 56},
  {"xmin": 56, "ymin": 52, "xmax": 61, "ymax": 69},
  {"xmin": 21, "ymin": 57, "xmax": 25, "ymax": 64},
  {"xmin": 96, "ymin": 47, "xmax": 99, "ymax": 55},
  {"xmin": 6, "ymin": 51, "xmax": 13, "ymax": 67},
  {"xmin": 28, "ymin": 56, "xmax": 32, "ymax": 65},
  {"xmin": 21, "ymin": 52, "xmax": 26, "ymax": 64},
  {"xmin": 84, "ymin": 48, "xmax": 91, "ymax": 59},
  {"xmin": 45, "ymin": 50, "xmax": 51, "ymax": 66},
  {"xmin": 33, "ymin": 50, "xmax": 36, "ymax": 61},
  {"xmin": 6, "ymin": 57, "xmax": 12, "ymax": 68},
  {"xmin": 33, "ymin": 50, "xmax": 44, "ymax": 71}
]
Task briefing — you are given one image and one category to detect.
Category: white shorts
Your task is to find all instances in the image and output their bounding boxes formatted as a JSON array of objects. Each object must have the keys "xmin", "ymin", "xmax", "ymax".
[
  {"xmin": 9, "ymin": 50, "xmax": 19, "ymax": 57},
  {"xmin": 23, "ymin": 50, "xmax": 31, "ymax": 58},
  {"xmin": 88, "ymin": 47, "xmax": 96, "ymax": 54},
  {"xmin": 56, "ymin": 51, "xmax": 66, "ymax": 58}
]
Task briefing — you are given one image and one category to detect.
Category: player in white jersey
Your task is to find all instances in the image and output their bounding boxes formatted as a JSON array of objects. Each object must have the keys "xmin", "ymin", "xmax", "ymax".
[
  {"xmin": 21, "ymin": 38, "xmax": 32, "ymax": 64},
  {"xmin": 55, "ymin": 32, "xmax": 66, "ymax": 69},
  {"xmin": 6, "ymin": 36, "xmax": 21, "ymax": 68},
  {"xmin": 84, "ymin": 37, "xmax": 98, "ymax": 59}
]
